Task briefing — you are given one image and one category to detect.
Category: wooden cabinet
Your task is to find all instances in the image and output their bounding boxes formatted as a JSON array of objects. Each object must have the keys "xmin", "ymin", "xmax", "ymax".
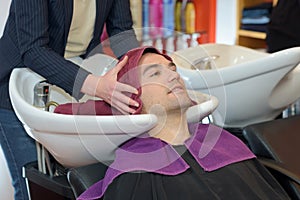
[{"xmin": 236, "ymin": 0, "xmax": 278, "ymax": 49}]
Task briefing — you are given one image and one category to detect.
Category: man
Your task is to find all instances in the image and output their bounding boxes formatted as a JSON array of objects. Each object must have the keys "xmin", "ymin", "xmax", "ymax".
[{"xmin": 56, "ymin": 46, "xmax": 290, "ymax": 200}]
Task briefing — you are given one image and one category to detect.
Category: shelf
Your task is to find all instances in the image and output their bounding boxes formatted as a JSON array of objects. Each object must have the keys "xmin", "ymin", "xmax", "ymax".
[
  {"xmin": 236, "ymin": 0, "xmax": 275, "ymax": 49},
  {"xmin": 238, "ymin": 30, "xmax": 266, "ymax": 40}
]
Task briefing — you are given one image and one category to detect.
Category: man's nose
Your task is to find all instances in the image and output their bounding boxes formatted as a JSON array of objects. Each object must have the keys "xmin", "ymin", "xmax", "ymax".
[{"xmin": 168, "ymin": 70, "xmax": 180, "ymax": 82}]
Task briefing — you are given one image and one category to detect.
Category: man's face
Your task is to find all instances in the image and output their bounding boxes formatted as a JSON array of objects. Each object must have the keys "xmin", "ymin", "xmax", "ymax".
[{"xmin": 138, "ymin": 53, "xmax": 193, "ymax": 114}]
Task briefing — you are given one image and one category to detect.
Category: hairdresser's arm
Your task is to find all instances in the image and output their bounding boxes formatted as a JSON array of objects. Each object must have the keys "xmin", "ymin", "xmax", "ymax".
[
  {"xmin": 14, "ymin": 0, "xmax": 89, "ymax": 100},
  {"xmin": 81, "ymin": 56, "xmax": 139, "ymax": 114},
  {"xmin": 14, "ymin": 1, "xmax": 137, "ymax": 113},
  {"xmin": 106, "ymin": 0, "xmax": 139, "ymax": 57}
]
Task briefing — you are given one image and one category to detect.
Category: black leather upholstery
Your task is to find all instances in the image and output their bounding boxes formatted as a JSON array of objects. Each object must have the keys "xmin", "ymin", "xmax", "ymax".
[
  {"xmin": 23, "ymin": 161, "xmax": 75, "ymax": 199},
  {"xmin": 67, "ymin": 115, "xmax": 300, "ymax": 199},
  {"xmin": 67, "ymin": 162, "xmax": 108, "ymax": 198},
  {"xmin": 243, "ymin": 115, "xmax": 300, "ymax": 200}
]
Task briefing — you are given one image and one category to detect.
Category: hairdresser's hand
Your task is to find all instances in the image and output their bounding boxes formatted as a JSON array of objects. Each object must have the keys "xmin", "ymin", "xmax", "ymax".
[{"xmin": 81, "ymin": 56, "xmax": 139, "ymax": 114}]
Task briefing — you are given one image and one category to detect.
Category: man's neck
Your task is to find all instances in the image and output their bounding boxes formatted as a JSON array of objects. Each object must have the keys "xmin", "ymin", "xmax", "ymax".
[{"xmin": 148, "ymin": 110, "xmax": 190, "ymax": 145}]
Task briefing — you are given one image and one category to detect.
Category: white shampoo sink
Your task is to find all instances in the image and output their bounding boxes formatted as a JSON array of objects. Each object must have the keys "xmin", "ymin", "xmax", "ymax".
[
  {"xmin": 171, "ymin": 43, "xmax": 300, "ymax": 128},
  {"xmin": 9, "ymin": 54, "xmax": 218, "ymax": 168}
]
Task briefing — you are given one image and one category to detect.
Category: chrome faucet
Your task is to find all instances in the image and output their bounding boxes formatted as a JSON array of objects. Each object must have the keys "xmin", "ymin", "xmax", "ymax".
[
  {"xmin": 33, "ymin": 81, "xmax": 50, "ymax": 109},
  {"xmin": 192, "ymin": 55, "xmax": 219, "ymax": 70},
  {"xmin": 33, "ymin": 81, "xmax": 58, "ymax": 111}
]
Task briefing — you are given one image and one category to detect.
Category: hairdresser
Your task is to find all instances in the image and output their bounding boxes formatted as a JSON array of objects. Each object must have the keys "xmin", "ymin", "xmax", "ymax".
[
  {"xmin": 0, "ymin": 1, "xmax": 139, "ymax": 199},
  {"xmin": 266, "ymin": 0, "xmax": 300, "ymax": 53}
]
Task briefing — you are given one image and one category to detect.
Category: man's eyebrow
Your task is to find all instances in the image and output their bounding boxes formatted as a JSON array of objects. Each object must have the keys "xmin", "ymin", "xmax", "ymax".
[
  {"xmin": 142, "ymin": 62, "xmax": 176, "ymax": 75},
  {"xmin": 142, "ymin": 64, "xmax": 160, "ymax": 75},
  {"xmin": 168, "ymin": 62, "xmax": 176, "ymax": 67}
]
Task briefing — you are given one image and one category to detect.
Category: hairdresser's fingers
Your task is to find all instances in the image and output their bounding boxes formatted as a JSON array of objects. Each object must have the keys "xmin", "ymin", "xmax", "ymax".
[
  {"xmin": 108, "ymin": 56, "xmax": 128, "ymax": 76},
  {"xmin": 113, "ymin": 83, "xmax": 139, "ymax": 109},
  {"xmin": 109, "ymin": 87, "xmax": 138, "ymax": 109},
  {"xmin": 115, "ymin": 82, "xmax": 138, "ymax": 99},
  {"xmin": 112, "ymin": 100, "xmax": 136, "ymax": 115},
  {"xmin": 110, "ymin": 91, "xmax": 139, "ymax": 114}
]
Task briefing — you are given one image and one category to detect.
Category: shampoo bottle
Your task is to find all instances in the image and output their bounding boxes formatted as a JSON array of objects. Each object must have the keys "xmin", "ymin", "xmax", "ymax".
[
  {"xmin": 130, "ymin": 0, "xmax": 142, "ymax": 29},
  {"xmin": 180, "ymin": 0, "xmax": 188, "ymax": 32},
  {"xmin": 175, "ymin": 0, "xmax": 182, "ymax": 32},
  {"xmin": 130, "ymin": 0, "xmax": 143, "ymax": 40},
  {"xmin": 163, "ymin": 0, "xmax": 174, "ymax": 37},
  {"xmin": 185, "ymin": 0, "xmax": 196, "ymax": 34},
  {"xmin": 142, "ymin": 0, "xmax": 150, "ymax": 36},
  {"xmin": 149, "ymin": 0, "xmax": 163, "ymax": 37}
]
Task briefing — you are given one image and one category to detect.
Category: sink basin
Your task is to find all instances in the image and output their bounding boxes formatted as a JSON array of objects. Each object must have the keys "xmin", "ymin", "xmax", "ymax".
[
  {"xmin": 9, "ymin": 54, "xmax": 218, "ymax": 168},
  {"xmin": 171, "ymin": 43, "xmax": 300, "ymax": 128},
  {"xmin": 9, "ymin": 67, "xmax": 157, "ymax": 167}
]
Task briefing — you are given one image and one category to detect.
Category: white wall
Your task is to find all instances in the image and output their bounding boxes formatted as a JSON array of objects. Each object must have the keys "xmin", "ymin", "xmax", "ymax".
[
  {"xmin": 0, "ymin": 147, "xmax": 14, "ymax": 200},
  {"xmin": 0, "ymin": 0, "xmax": 237, "ymax": 43},
  {"xmin": 0, "ymin": 0, "xmax": 11, "ymax": 37},
  {"xmin": 216, "ymin": 0, "xmax": 237, "ymax": 45},
  {"xmin": 0, "ymin": 1, "xmax": 14, "ymax": 200}
]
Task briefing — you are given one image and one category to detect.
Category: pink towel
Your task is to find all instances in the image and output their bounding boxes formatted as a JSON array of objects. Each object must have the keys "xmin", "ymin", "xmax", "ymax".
[{"xmin": 54, "ymin": 46, "xmax": 172, "ymax": 115}]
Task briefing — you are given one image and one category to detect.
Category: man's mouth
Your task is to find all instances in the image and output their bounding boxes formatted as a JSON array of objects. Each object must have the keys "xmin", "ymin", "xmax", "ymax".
[{"xmin": 168, "ymin": 85, "xmax": 184, "ymax": 94}]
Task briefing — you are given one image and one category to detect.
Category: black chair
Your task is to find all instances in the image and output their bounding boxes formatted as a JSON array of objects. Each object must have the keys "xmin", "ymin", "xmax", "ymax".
[
  {"xmin": 243, "ymin": 115, "xmax": 300, "ymax": 200},
  {"xmin": 23, "ymin": 161, "xmax": 75, "ymax": 200},
  {"xmin": 67, "ymin": 162, "xmax": 108, "ymax": 198}
]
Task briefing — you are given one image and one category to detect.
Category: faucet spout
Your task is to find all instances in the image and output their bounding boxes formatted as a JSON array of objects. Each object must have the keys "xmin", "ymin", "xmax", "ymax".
[
  {"xmin": 192, "ymin": 55, "xmax": 219, "ymax": 70},
  {"xmin": 45, "ymin": 101, "xmax": 59, "ymax": 112}
]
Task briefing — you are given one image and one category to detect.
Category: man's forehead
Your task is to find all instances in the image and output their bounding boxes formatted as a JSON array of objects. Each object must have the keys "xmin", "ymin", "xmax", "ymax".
[{"xmin": 140, "ymin": 53, "xmax": 171, "ymax": 66}]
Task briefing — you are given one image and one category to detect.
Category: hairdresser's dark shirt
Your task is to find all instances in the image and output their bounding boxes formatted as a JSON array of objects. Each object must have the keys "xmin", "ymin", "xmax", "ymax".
[
  {"xmin": 0, "ymin": 0, "xmax": 138, "ymax": 110},
  {"xmin": 267, "ymin": 0, "xmax": 300, "ymax": 52}
]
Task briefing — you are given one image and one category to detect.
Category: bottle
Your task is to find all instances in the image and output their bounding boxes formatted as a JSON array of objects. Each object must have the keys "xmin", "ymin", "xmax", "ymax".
[
  {"xmin": 130, "ymin": 0, "xmax": 142, "ymax": 29},
  {"xmin": 180, "ymin": 0, "xmax": 188, "ymax": 32},
  {"xmin": 149, "ymin": 0, "xmax": 163, "ymax": 38},
  {"xmin": 130, "ymin": 0, "xmax": 143, "ymax": 40},
  {"xmin": 185, "ymin": 0, "xmax": 196, "ymax": 34},
  {"xmin": 192, "ymin": 0, "xmax": 216, "ymax": 43},
  {"xmin": 174, "ymin": 0, "xmax": 182, "ymax": 32},
  {"xmin": 142, "ymin": 0, "xmax": 150, "ymax": 37},
  {"xmin": 163, "ymin": 0, "xmax": 174, "ymax": 37}
]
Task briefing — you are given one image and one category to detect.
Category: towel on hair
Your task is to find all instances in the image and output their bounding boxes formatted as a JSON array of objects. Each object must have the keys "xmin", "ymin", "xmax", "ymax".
[{"xmin": 54, "ymin": 46, "xmax": 172, "ymax": 115}]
